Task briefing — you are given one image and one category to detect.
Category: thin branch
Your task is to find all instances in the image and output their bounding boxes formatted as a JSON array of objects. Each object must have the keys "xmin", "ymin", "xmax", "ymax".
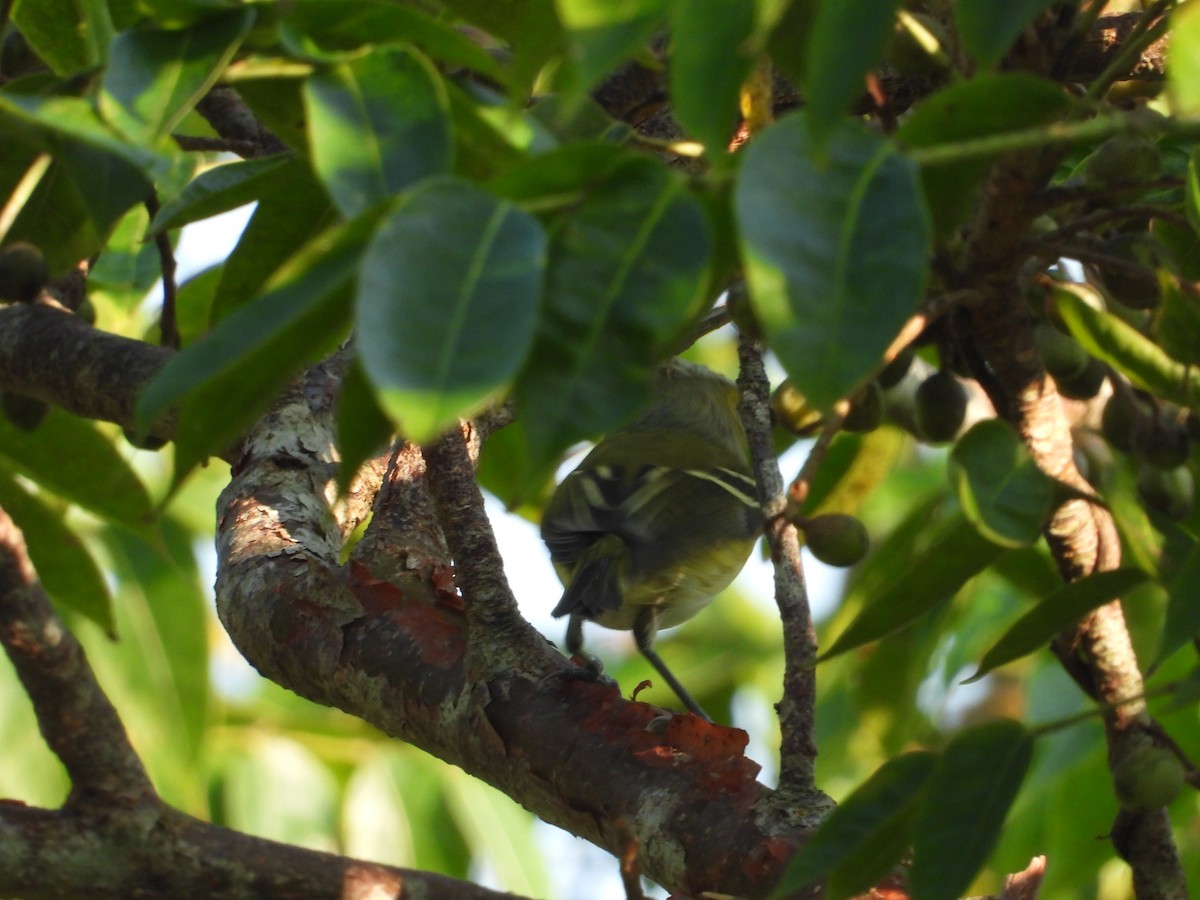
[{"xmin": 144, "ymin": 190, "xmax": 180, "ymax": 350}]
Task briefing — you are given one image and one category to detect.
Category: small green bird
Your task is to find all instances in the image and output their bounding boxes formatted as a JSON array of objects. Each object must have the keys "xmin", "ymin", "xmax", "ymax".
[{"xmin": 540, "ymin": 359, "xmax": 762, "ymax": 719}]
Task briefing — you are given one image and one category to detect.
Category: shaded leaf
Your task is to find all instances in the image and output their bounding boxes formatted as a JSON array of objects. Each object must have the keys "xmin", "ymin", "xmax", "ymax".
[
  {"xmin": 896, "ymin": 74, "xmax": 1070, "ymax": 233},
  {"xmin": 356, "ymin": 177, "xmax": 546, "ymax": 443},
  {"xmin": 514, "ymin": 153, "xmax": 711, "ymax": 481},
  {"xmin": 771, "ymin": 751, "xmax": 936, "ymax": 899},
  {"xmin": 304, "ymin": 45, "xmax": 452, "ymax": 218},
  {"xmin": 955, "ymin": 0, "xmax": 1057, "ymax": 70},
  {"xmin": 1156, "ymin": 539, "xmax": 1200, "ymax": 669},
  {"xmin": 438, "ymin": 0, "xmax": 564, "ymax": 94},
  {"xmin": 100, "ymin": 9, "xmax": 255, "ymax": 145},
  {"xmin": 150, "ymin": 153, "xmax": 295, "ymax": 232},
  {"xmin": 556, "ymin": 0, "xmax": 668, "ymax": 96},
  {"xmin": 1053, "ymin": 282, "xmax": 1200, "ymax": 409},
  {"xmin": 821, "ymin": 510, "xmax": 1003, "ymax": 660},
  {"xmin": 949, "ymin": 419, "xmax": 1057, "ymax": 548},
  {"xmin": 804, "ymin": 0, "xmax": 900, "ymax": 146},
  {"xmin": 0, "ymin": 408, "xmax": 152, "ymax": 528},
  {"xmin": 11, "ymin": 0, "xmax": 113, "ymax": 75},
  {"xmin": 0, "ymin": 468, "xmax": 113, "ymax": 632},
  {"xmin": 911, "ymin": 721, "xmax": 1033, "ymax": 900},
  {"xmin": 668, "ymin": 0, "xmax": 756, "ymax": 159},
  {"xmin": 736, "ymin": 113, "xmax": 929, "ymax": 412},
  {"xmin": 1154, "ymin": 276, "xmax": 1200, "ymax": 368},
  {"xmin": 967, "ymin": 568, "xmax": 1148, "ymax": 682},
  {"xmin": 137, "ymin": 209, "xmax": 382, "ymax": 486}
]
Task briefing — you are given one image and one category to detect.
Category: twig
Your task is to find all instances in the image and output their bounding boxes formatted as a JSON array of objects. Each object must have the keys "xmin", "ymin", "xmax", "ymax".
[{"xmin": 144, "ymin": 190, "xmax": 180, "ymax": 350}]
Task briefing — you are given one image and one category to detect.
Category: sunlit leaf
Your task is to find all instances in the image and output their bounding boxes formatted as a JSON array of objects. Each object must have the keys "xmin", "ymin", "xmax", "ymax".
[
  {"xmin": 736, "ymin": 113, "xmax": 929, "ymax": 412},
  {"xmin": 1168, "ymin": 1, "xmax": 1200, "ymax": 117},
  {"xmin": 100, "ymin": 9, "xmax": 254, "ymax": 145},
  {"xmin": 150, "ymin": 154, "xmax": 294, "ymax": 233},
  {"xmin": 356, "ymin": 177, "xmax": 546, "ymax": 443},
  {"xmin": 911, "ymin": 720, "xmax": 1033, "ymax": 900},
  {"xmin": 967, "ymin": 568, "xmax": 1148, "ymax": 682},
  {"xmin": 11, "ymin": 0, "xmax": 113, "ymax": 75},
  {"xmin": 304, "ymin": 45, "xmax": 452, "ymax": 218}
]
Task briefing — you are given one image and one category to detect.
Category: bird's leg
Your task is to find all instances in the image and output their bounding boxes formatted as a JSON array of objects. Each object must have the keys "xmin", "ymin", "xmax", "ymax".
[
  {"xmin": 542, "ymin": 614, "xmax": 614, "ymax": 685},
  {"xmin": 633, "ymin": 608, "xmax": 711, "ymax": 721}
]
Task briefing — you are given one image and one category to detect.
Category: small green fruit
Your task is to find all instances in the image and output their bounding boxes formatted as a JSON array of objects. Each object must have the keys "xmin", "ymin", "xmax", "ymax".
[
  {"xmin": 1136, "ymin": 413, "xmax": 1191, "ymax": 470},
  {"xmin": 1, "ymin": 391, "xmax": 49, "ymax": 432},
  {"xmin": 1136, "ymin": 463, "xmax": 1194, "ymax": 522},
  {"xmin": 877, "ymin": 346, "xmax": 914, "ymax": 388},
  {"xmin": 914, "ymin": 370, "xmax": 968, "ymax": 443},
  {"xmin": 1055, "ymin": 357, "xmax": 1108, "ymax": 401},
  {"xmin": 1101, "ymin": 390, "xmax": 1148, "ymax": 455},
  {"xmin": 1113, "ymin": 745, "xmax": 1187, "ymax": 812},
  {"xmin": 771, "ymin": 381, "xmax": 822, "ymax": 435},
  {"xmin": 802, "ymin": 513, "xmax": 869, "ymax": 568},
  {"xmin": 843, "ymin": 381, "xmax": 884, "ymax": 433},
  {"xmin": 0, "ymin": 242, "xmax": 48, "ymax": 303},
  {"xmin": 1034, "ymin": 322, "xmax": 1090, "ymax": 380}
]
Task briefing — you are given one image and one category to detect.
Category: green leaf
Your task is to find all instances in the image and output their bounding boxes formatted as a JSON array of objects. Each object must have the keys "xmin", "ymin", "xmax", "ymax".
[
  {"xmin": 1154, "ymin": 277, "xmax": 1200, "ymax": 369},
  {"xmin": 911, "ymin": 721, "xmax": 1033, "ymax": 900},
  {"xmin": 1052, "ymin": 282, "xmax": 1200, "ymax": 409},
  {"xmin": 437, "ymin": 0, "xmax": 564, "ymax": 95},
  {"xmin": 150, "ymin": 154, "xmax": 295, "ymax": 233},
  {"xmin": 736, "ymin": 113, "xmax": 930, "ymax": 412},
  {"xmin": 555, "ymin": 0, "xmax": 668, "ymax": 95},
  {"xmin": 100, "ymin": 9, "xmax": 255, "ymax": 145},
  {"xmin": 955, "ymin": 0, "xmax": 1057, "ymax": 70},
  {"xmin": 771, "ymin": 751, "xmax": 936, "ymax": 899},
  {"xmin": 137, "ymin": 209, "xmax": 381, "ymax": 486},
  {"xmin": 949, "ymin": 419, "xmax": 1057, "ymax": 548},
  {"xmin": 515, "ymin": 153, "xmax": 712, "ymax": 478},
  {"xmin": 0, "ymin": 408, "xmax": 153, "ymax": 528},
  {"xmin": 212, "ymin": 162, "xmax": 339, "ymax": 320},
  {"xmin": 804, "ymin": 0, "xmax": 900, "ymax": 146},
  {"xmin": 1169, "ymin": 1, "xmax": 1200, "ymax": 117},
  {"xmin": 336, "ymin": 357, "xmax": 394, "ymax": 493},
  {"xmin": 0, "ymin": 468, "xmax": 114, "ymax": 633},
  {"xmin": 304, "ymin": 45, "xmax": 452, "ymax": 218},
  {"xmin": 1156, "ymin": 539, "xmax": 1200, "ymax": 669},
  {"xmin": 279, "ymin": 0, "xmax": 507, "ymax": 84},
  {"xmin": 967, "ymin": 568, "xmax": 1148, "ymax": 682},
  {"xmin": 821, "ymin": 510, "xmax": 1003, "ymax": 661},
  {"xmin": 357, "ymin": 178, "xmax": 546, "ymax": 443},
  {"xmin": 11, "ymin": 0, "xmax": 114, "ymax": 75},
  {"xmin": 668, "ymin": 0, "xmax": 756, "ymax": 159},
  {"xmin": 896, "ymin": 74, "xmax": 1070, "ymax": 234}
]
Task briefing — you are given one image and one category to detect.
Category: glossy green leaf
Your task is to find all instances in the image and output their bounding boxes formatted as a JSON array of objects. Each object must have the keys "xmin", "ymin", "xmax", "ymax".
[
  {"xmin": 100, "ymin": 9, "xmax": 255, "ymax": 145},
  {"xmin": 89, "ymin": 205, "xmax": 163, "ymax": 317},
  {"xmin": 357, "ymin": 178, "xmax": 545, "ymax": 442},
  {"xmin": 0, "ymin": 650, "xmax": 69, "ymax": 806},
  {"xmin": 173, "ymin": 264, "xmax": 223, "ymax": 346},
  {"xmin": 1154, "ymin": 277, "xmax": 1200, "ymax": 368},
  {"xmin": 771, "ymin": 751, "xmax": 936, "ymax": 899},
  {"xmin": 0, "ymin": 154, "xmax": 104, "ymax": 277},
  {"xmin": 337, "ymin": 357, "xmax": 394, "ymax": 493},
  {"xmin": 736, "ymin": 113, "xmax": 929, "ymax": 412},
  {"xmin": 897, "ymin": 74, "xmax": 1070, "ymax": 233},
  {"xmin": 1169, "ymin": 0, "xmax": 1200, "ymax": 117},
  {"xmin": 556, "ymin": 0, "xmax": 668, "ymax": 95},
  {"xmin": 967, "ymin": 568, "xmax": 1148, "ymax": 682},
  {"xmin": 11, "ymin": 0, "xmax": 113, "ymax": 75},
  {"xmin": 956, "ymin": 0, "xmax": 1057, "ymax": 70},
  {"xmin": 669, "ymin": 0, "xmax": 756, "ymax": 158},
  {"xmin": 279, "ymin": 0, "xmax": 506, "ymax": 84},
  {"xmin": 0, "ymin": 468, "xmax": 113, "ymax": 633},
  {"xmin": 304, "ymin": 46, "xmax": 452, "ymax": 218},
  {"xmin": 949, "ymin": 419, "xmax": 1057, "ymax": 548},
  {"xmin": 515, "ymin": 153, "xmax": 711, "ymax": 478},
  {"xmin": 150, "ymin": 154, "xmax": 295, "ymax": 232},
  {"xmin": 0, "ymin": 408, "xmax": 152, "ymax": 528},
  {"xmin": 1053, "ymin": 282, "xmax": 1200, "ymax": 409},
  {"xmin": 804, "ymin": 0, "xmax": 900, "ymax": 145},
  {"xmin": 911, "ymin": 720, "xmax": 1033, "ymax": 900},
  {"xmin": 1156, "ymin": 540, "xmax": 1200, "ymax": 669},
  {"xmin": 821, "ymin": 510, "xmax": 1003, "ymax": 660},
  {"xmin": 137, "ymin": 209, "xmax": 380, "ymax": 486},
  {"xmin": 213, "ymin": 162, "xmax": 338, "ymax": 320}
]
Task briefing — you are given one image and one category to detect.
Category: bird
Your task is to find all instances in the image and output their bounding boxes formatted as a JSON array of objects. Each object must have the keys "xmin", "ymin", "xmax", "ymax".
[{"xmin": 540, "ymin": 359, "xmax": 762, "ymax": 719}]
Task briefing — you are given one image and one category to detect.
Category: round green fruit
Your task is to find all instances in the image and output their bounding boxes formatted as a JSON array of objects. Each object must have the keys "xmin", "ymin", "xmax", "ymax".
[
  {"xmin": 802, "ymin": 514, "xmax": 869, "ymax": 568},
  {"xmin": 0, "ymin": 242, "xmax": 48, "ymax": 303},
  {"xmin": 1101, "ymin": 389, "xmax": 1148, "ymax": 455},
  {"xmin": 877, "ymin": 346, "xmax": 915, "ymax": 388},
  {"xmin": 914, "ymin": 370, "xmax": 968, "ymax": 443},
  {"xmin": 843, "ymin": 381, "xmax": 884, "ymax": 433},
  {"xmin": 1136, "ymin": 463, "xmax": 1194, "ymax": 522},
  {"xmin": 1113, "ymin": 745, "xmax": 1187, "ymax": 812},
  {"xmin": 771, "ymin": 381, "xmax": 822, "ymax": 435}
]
